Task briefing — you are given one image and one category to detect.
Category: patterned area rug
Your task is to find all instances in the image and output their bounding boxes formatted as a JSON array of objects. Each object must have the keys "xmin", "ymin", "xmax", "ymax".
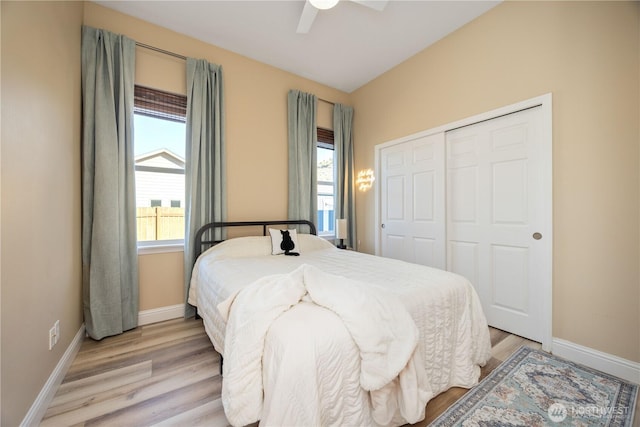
[{"xmin": 430, "ymin": 346, "xmax": 638, "ymax": 427}]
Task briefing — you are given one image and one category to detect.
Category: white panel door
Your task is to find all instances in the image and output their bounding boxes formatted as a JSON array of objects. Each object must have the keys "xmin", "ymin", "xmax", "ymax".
[
  {"xmin": 380, "ymin": 133, "xmax": 445, "ymax": 269},
  {"xmin": 446, "ymin": 107, "xmax": 547, "ymax": 342}
]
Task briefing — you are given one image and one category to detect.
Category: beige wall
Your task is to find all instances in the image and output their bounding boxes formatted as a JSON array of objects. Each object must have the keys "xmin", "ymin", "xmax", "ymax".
[
  {"xmin": 139, "ymin": 252, "xmax": 184, "ymax": 311},
  {"xmin": 83, "ymin": 3, "xmax": 348, "ymax": 311},
  {"xmin": 352, "ymin": 1, "xmax": 640, "ymax": 362},
  {"xmin": 1, "ymin": 1, "xmax": 84, "ymax": 425}
]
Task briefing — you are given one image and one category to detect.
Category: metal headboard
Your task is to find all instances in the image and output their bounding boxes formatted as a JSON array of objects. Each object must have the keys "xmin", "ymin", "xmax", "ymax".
[{"xmin": 193, "ymin": 220, "xmax": 317, "ymax": 261}]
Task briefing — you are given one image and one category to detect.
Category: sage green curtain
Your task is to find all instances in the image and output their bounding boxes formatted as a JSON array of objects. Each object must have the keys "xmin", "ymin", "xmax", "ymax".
[
  {"xmin": 287, "ymin": 90, "xmax": 317, "ymax": 226},
  {"xmin": 81, "ymin": 26, "xmax": 138, "ymax": 340},
  {"xmin": 184, "ymin": 58, "xmax": 226, "ymax": 318},
  {"xmin": 334, "ymin": 104, "xmax": 357, "ymax": 249}
]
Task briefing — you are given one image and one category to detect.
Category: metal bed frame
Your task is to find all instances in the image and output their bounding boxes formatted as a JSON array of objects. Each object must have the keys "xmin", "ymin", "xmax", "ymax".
[{"xmin": 193, "ymin": 219, "xmax": 317, "ymax": 260}]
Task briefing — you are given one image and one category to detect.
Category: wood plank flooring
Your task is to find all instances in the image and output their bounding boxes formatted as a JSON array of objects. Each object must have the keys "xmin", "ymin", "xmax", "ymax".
[
  {"xmin": 42, "ymin": 319, "xmax": 225, "ymax": 426},
  {"xmin": 42, "ymin": 318, "xmax": 636, "ymax": 426}
]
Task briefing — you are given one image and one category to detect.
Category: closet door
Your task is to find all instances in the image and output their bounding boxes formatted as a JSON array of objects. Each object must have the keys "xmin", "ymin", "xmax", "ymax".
[
  {"xmin": 379, "ymin": 133, "xmax": 445, "ymax": 269},
  {"xmin": 446, "ymin": 106, "xmax": 547, "ymax": 342}
]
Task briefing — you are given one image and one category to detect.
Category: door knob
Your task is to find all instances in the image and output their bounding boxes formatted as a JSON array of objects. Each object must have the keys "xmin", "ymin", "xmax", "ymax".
[
  {"xmin": 381, "ymin": 224, "xmax": 386, "ymax": 229},
  {"xmin": 532, "ymin": 232, "xmax": 542, "ymax": 240}
]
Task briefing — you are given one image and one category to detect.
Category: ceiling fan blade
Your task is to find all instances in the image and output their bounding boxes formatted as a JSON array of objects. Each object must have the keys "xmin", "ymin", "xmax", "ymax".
[
  {"xmin": 349, "ymin": 0, "xmax": 388, "ymax": 12},
  {"xmin": 296, "ymin": 1, "xmax": 319, "ymax": 34}
]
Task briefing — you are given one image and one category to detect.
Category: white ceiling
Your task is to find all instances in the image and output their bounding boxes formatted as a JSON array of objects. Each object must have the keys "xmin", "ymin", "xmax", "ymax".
[{"xmin": 94, "ymin": 0, "xmax": 501, "ymax": 93}]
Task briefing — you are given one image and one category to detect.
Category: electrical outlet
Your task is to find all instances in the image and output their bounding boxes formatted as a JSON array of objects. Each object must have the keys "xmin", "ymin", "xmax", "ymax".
[
  {"xmin": 49, "ymin": 326, "xmax": 56, "ymax": 350},
  {"xmin": 48, "ymin": 320, "xmax": 60, "ymax": 350}
]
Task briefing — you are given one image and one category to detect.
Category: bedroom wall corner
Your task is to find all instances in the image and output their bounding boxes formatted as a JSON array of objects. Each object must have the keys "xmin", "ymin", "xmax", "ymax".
[{"xmin": 1, "ymin": 1, "xmax": 84, "ymax": 425}]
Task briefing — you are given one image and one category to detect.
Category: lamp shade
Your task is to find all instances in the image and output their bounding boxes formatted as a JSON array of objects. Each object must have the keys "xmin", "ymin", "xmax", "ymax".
[{"xmin": 336, "ymin": 218, "xmax": 347, "ymax": 239}]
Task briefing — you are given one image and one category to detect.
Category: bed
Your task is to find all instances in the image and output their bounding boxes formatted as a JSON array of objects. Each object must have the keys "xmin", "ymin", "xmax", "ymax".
[{"xmin": 188, "ymin": 220, "xmax": 491, "ymax": 426}]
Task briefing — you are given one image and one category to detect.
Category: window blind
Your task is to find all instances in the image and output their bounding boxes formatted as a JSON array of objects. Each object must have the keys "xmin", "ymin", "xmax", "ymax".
[
  {"xmin": 317, "ymin": 127, "xmax": 334, "ymax": 145},
  {"xmin": 134, "ymin": 85, "xmax": 187, "ymax": 123}
]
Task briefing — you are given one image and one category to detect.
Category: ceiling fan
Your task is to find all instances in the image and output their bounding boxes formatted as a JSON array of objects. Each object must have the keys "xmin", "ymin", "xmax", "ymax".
[{"xmin": 297, "ymin": 0, "xmax": 389, "ymax": 34}]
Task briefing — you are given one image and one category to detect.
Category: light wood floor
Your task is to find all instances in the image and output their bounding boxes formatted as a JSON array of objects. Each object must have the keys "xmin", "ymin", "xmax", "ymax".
[{"xmin": 42, "ymin": 318, "xmax": 637, "ymax": 426}]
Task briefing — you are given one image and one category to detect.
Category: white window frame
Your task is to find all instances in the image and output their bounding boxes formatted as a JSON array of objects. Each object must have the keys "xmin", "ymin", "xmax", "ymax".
[
  {"xmin": 317, "ymin": 140, "xmax": 336, "ymax": 240},
  {"xmin": 137, "ymin": 239, "xmax": 184, "ymax": 255},
  {"xmin": 133, "ymin": 85, "xmax": 187, "ymax": 252}
]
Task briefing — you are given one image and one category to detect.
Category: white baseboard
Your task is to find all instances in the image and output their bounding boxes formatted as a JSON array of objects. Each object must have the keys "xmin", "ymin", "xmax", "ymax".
[
  {"xmin": 138, "ymin": 303, "xmax": 185, "ymax": 326},
  {"xmin": 20, "ymin": 305, "xmax": 184, "ymax": 426},
  {"xmin": 20, "ymin": 324, "xmax": 85, "ymax": 427},
  {"xmin": 552, "ymin": 338, "xmax": 640, "ymax": 385}
]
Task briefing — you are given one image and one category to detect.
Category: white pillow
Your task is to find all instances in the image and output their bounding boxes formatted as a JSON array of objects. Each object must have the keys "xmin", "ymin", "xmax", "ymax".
[
  {"xmin": 297, "ymin": 233, "xmax": 336, "ymax": 252},
  {"xmin": 201, "ymin": 236, "xmax": 272, "ymax": 259},
  {"xmin": 268, "ymin": 228, "xmax": 300, "ymax": 255}
]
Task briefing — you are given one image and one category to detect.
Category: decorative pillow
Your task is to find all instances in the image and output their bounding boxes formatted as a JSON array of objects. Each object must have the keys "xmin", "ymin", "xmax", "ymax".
[{"xmin": 268, "ymin": 228, "xmax": 300, "ymax": 256}]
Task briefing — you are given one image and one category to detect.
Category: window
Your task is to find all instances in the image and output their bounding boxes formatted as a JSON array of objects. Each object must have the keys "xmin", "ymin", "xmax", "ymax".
[
  {"xmin": 134, "ymin": 85, "xmax": 187, "ymax": 244},
  {"xmin": 317, "ymin": 128, "xmax": 335, "ymax": 237}
]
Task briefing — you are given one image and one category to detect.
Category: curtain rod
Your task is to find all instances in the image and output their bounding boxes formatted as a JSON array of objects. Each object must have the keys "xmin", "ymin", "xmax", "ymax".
[
  {"xmin": 136, "ymin": 42, "xmax": 187, "ymax": 61},
  {"xmin": 134, "ymin": 46, "xmax": 338, "ymax": 105}
]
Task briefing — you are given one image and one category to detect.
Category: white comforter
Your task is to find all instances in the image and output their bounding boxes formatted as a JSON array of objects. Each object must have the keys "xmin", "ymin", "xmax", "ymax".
[
  {"xmin": 188, "ymin": 235, "xmax": 491, "ymax": 426},
  {"xmin": 219, "ymin": 264, "xmax": 429, "ymax": 426}
]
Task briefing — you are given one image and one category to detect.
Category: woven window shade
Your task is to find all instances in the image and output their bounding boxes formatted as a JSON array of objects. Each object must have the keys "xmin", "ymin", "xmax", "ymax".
[
  {"xmin": 317, "ymin": 127, "xmax": 334, "ymax": 145},
  {"xmin": 134, "ymin": 85, "xmax": 187, "ymax": 122}
]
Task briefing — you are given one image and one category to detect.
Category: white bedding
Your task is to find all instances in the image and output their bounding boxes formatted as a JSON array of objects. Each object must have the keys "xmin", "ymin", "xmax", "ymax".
[{"xmin": 188, "ymin": 234, "xmax": 491, "ymax": 426}]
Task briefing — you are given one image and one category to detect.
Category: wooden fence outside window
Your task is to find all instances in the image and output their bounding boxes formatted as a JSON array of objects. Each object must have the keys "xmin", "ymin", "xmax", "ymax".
[{"xmin": 136, "ymin": 207, "xmax": 185, "ymax": 241}]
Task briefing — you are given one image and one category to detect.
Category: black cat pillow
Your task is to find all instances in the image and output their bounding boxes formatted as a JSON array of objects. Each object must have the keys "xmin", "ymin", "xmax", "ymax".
[{"xmin": 268, "ymin": 228, "xmax": 300, "ymax": 256}]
